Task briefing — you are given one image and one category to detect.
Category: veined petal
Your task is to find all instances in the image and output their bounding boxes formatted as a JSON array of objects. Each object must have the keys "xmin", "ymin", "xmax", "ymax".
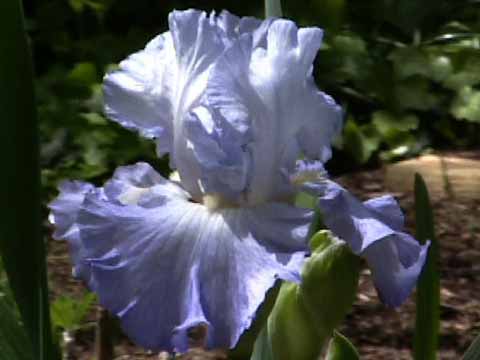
[
  {"xmin": 48, "ymin": 181, "xmax": 95, "ymax": 282},
  {"xmin": 199, "ymin": 19, "xmax": 342, "ymax": 204},
  {"xmin": 166, "ymin": 10, "xmax": 270, "ymax": 199},
  {"xmin": 167, "ymin": 10, "xmax": 228, "ymax": 198},
  {"xmin": 363, "ymin": 234, "xmax": 429, "ymax": 307},
  {"xmin": 186, "ymin": 35, "xmax": 257, "ymax": 200},
  {"xmin": 103, "ymin": 11, "xmax": 340, "ymax": 205},
  {"xmin": 52, "ymin": 163, "xmax": 310, "ymax": 351},
  {"xmin": 104, "ymin": 10, "xmax": 227, "ymax": 198},
  {"xmin": 314, "ymin": 180, "xmax": 429, "ymax": 307},
  {"xmin": 104, "ymin": 162, "xmax": 189, "ymax": 205},
  {"xmin": 104, "ymin": 32, "xmax": 176, "ymax": 156},
  {"xmin": 184, "ymin": 105, "xmax": 251, "ymax": 200},
  {"xmin": 248, "ymin": 20, "xmax": 341, "ymax": 203},
  {"xmin": 314, "ymin": 180, "xmax": 394, "ymax": 253},
  {"xmin": 214, "ymin": 10, "xmax": 272, "ymax": 48}
]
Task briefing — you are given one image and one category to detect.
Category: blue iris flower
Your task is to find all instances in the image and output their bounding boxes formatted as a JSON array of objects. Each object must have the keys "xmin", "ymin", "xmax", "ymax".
[{"xmin": 49, "ymin": 9, "xmax": 428, "ymax": 352}]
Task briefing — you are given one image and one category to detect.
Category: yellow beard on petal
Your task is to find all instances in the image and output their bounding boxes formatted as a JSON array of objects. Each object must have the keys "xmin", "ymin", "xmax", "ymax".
[
  {"xmin": 290, "ymin": 169, "xmax": 326, "ymax": 187},
  {"xmin": 202, "ymin": 194, "xmax": 239, "ymax": 211}
]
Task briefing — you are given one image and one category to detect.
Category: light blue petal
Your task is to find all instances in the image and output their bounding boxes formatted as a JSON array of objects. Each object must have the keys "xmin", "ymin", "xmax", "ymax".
[
  {"xmin": 315, "ymin": 180, "xmax": 394, "ymax": 253},
  {"xmin": 104, "ymin": 162, "xmax": 189, "ymax": 206},
  {"xmin": 103, "ymin": 11, "xmax": 341, "ymax": 206},
  {"xmin": 104, "ymin": 10, "xmax": 227, "ymax": 199},
  {"xmin": 212, "ymin": 10, "xmax": 241, "ymax": 41},
  {"xmin": 103, "ymin": 32, "xmax": 175, "ymax": 156},
  {"xmin": 184, "ymin": 105, "xmax": 251, "ymax": 200},
  {"xmin": 48, "ymin": 181, "xmax": 95, "ymax": 282},
  {"xmin": 167, "ymin": 9, "xmax": 234, "ymax": 199},
  {"xmin": 314, "ymin": 180, "xmax": 429, "ymax": 307},
  {"xmin": 363, "ymin": 234, "xmax": 429, "ymax": 307},
  {"xmin": 186, "ymin": 34, "xmax": 256, "ymax": 200},
  {"xmin": 53, "ymin": 163, "xmax": 310, "ymax": 351},
  {"xmin": 363, "ymin": 195, "xmax": 405, "ymax": 231},
  {"xmin": 213, "ymin": 10, "xmax": 272, "ymax": 48},
  {"xmin": 198, "ymin": 19, "xmax": 341, "ymax": 204}
]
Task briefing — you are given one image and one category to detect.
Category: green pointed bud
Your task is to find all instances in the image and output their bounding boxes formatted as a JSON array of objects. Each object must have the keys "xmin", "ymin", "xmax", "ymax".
[
  {"xmin": 267, "ymin": 282, "xmax": 321, "ymax": 360},
  {"xmin": 326, "ymin": 331, "xmax": 360, "ymax": 360},
  {"xmin": 266, "ymin": 231, "xmax": 360, "ymax": 360},
  {"xmin": 300, "ymin": 231, "xmax": 361, "ymax": 341}
]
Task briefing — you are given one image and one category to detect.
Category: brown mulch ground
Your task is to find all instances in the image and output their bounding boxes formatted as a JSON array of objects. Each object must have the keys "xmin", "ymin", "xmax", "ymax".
[
  {"xmin": 339, "ymin": 168, "xmax": 480, "ymax": 360},
  {"xmin": 47, "ymin": 166, "xmax": 480, "ymax": 359}
]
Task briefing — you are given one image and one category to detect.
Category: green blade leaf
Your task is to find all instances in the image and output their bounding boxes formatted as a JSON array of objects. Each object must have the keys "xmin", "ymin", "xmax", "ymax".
[
  {"xmin": 0, "ymin": 1, "xmax": 59, "ymax": 359},
  {"xmin": 413, "ymin": 174, "xmax": 440, "ymax": 360},
  {"xmin": 326, "ymin": 331, "xmax": 360, "ymax": 360},
  {"xmin": 265, "ymin": 0, "xmax": 282, "ymax": 18},
  {"xmin": 0, "ymin": 296, "xmax": 34, "ymax": 360},
  {"xmin": 462, "ymin": 332, "xmax": 480, "ymax": 360}
]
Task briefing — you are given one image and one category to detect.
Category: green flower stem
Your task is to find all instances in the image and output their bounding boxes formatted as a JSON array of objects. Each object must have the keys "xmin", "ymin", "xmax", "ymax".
[{"xmin": 265, "ymin": 0, "xmax": 283, "ymax": 18}]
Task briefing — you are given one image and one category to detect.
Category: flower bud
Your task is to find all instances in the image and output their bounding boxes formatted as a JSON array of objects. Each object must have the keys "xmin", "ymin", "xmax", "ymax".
[{"xmin": 268, "ymin": 231, "xmax": 360, "ymax": 359}]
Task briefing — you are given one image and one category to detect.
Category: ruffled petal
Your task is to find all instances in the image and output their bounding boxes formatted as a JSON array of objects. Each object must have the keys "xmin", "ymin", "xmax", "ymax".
[
  {"xmin": 185, "ymin": 35, "xmax": 257, "ymax": 201},
  {"xmin": 103, "ymin": 32, "xmax": 176, "ymax": 156},
  {"xmin": 104, "ymin": 10, "xmax": 227, "ymax": 198},
  {"xmin": 363, "ymin": 234, "xmax": 429, "ymax": 307},
  {"xmin": 168, "ymin": 10, "xmax": 274, "ymax": 199},
  {"xmin": 103, "ymin": 11, "xmax": 340, "ymax": 206},
  {"xmin": 103, "ymin": 162, "xmax": 189, "ymax": 205},
  {"xmin": 48, "ymin": 181, "xmax": 95, "ymax": 282},
  {"xmin": 248, "ymin": 20, "xmax": 342, "ymax": 195},
  {"xmin": 196, "ymin": 19, "xmax": 341, "ymax": 204},
  {"xmin": 213, "ymin": 10, "xmax": 272, "ymax": 48},
  {"xmin": 52, "ymin": 163, "xmax": 310, "ymax": 351},
  {"xmin": 184, "ymin": 105, "xmax": 251, "ymax": 200},
  {"xmin": 314, "ymin": 180, "xmax": 429, "ymax": 307}
]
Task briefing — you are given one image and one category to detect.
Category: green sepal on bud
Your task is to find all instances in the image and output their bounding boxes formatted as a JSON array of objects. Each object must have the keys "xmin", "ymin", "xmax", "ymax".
[
  {"xmin": 267, "ymin": 282, "xmax": 321, "ymax": 360},
  {"xmin": 266, "ymin": 231, "xmax": 361, "ymax": 360},
  {"xmin": 300, "ymin": 231, "xmax": 361, "ymax": 340}
]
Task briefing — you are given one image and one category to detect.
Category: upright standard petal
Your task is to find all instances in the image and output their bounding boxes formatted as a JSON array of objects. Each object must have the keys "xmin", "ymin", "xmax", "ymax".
[
  {"xmin": 195, "ymin": 19, "xmax": 342, "ymax": 205},
  {"xmin": 313, "ymin": 180, "xmax": 429, "ymax": 307},
  {"xmin": 103, "ymin": 11, "xmax": 340, "ymax": 205},
  {"xmin": 247, "ymin": 20, "xmax": 341, "ymax": 204},
  {"xmin": 104, "ymin": 10, "xmax": 225, "ymax": 198},
  {"xmin": 103, "ymin": 32, "xmax": 176, "ymax": 156},
  {"xmin": 213, "ymin": 10, "xmax": 272, "ymax": 48},
  {"xmin": 51, "ymin": 163, "xmax": 310, "ymax": 351}
]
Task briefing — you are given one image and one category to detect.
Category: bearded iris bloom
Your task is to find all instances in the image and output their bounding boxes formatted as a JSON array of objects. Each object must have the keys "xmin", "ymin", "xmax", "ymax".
[{"xmin": 49, "ymin": 9, "xmax": 428, "ymax": 352}]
